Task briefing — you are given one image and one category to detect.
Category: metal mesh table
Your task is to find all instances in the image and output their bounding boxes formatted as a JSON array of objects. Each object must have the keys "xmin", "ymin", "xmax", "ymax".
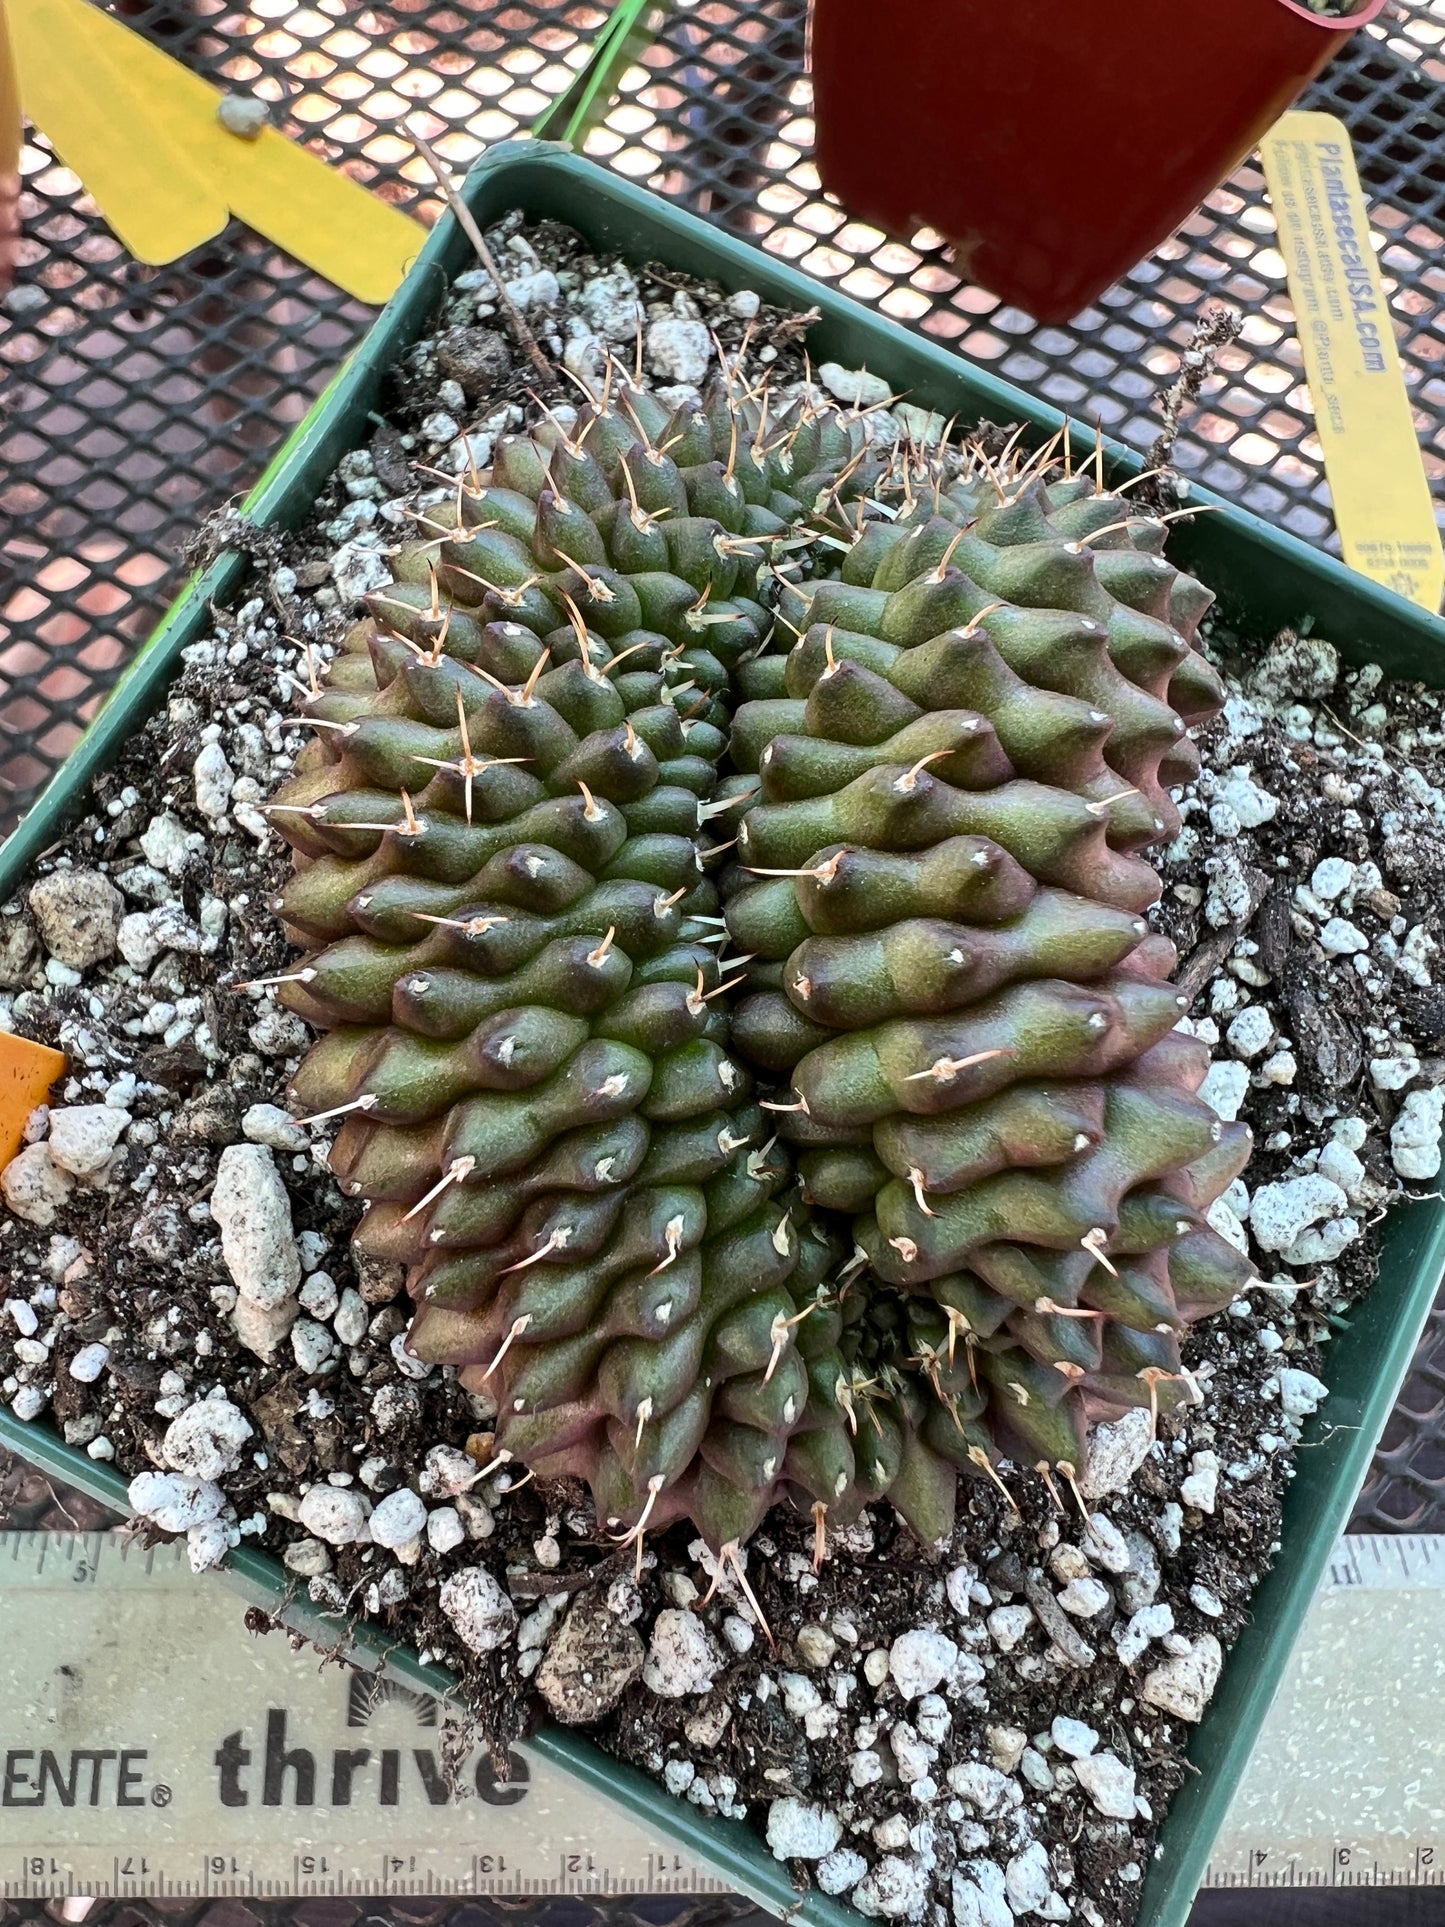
[{"xmin": 2, "ymin": 0, "xmax": 1443, "ymax": 1526}]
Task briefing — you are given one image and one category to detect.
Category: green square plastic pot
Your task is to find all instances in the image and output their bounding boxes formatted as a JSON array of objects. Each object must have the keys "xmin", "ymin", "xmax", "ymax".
[{"xmin": 1, "ymin": 141, "xmax": 1443, "ymax": 1927}]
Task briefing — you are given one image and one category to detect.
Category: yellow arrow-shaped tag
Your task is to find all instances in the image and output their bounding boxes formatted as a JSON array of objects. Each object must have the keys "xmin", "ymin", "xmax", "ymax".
[
  {"xmin": 9, "ymin": 0, "xmax": 426, "ymax": 304},
  {"xmin": 0, "ymin": 2, "xmax": 24, "ymax": 284},
  {"xmin": 1260, "ymin": 111, "xmax": 1443, "ymax": 613}
]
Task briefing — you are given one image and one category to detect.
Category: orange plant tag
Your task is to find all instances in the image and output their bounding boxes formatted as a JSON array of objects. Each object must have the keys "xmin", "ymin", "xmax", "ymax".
[{"xmin": 0, "ymin": 1030, "xmax": 67, "ymax": 1173}]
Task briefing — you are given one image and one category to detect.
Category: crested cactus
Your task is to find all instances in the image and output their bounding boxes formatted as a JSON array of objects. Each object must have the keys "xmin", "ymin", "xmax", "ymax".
[
  {"xmin": 268, "ymin": 364, "xmax": 1255, "ymax": 1559},
  {"xmin": 723, "ymin": 445, "xmax": 1253, "ymax": 1503},
  {"xmin": 266, "ymin": 366, "xmax": 891, "ymax": 1554}
]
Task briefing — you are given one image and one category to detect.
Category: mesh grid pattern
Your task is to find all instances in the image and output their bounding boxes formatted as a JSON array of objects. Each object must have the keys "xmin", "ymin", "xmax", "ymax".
[{"xmin": 1, "ymin": 0, "xmax": 1443, "ymax": 1525}]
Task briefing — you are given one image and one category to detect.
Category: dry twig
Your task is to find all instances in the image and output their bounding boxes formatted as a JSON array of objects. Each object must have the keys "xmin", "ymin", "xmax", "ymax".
[
  {"xmin": 1139, "ymin": 304, "xmax": 1244, "ymax": 511},
  {"xmin": 407, "ymin": 122, "xmax": 554, "ymax": 383}
]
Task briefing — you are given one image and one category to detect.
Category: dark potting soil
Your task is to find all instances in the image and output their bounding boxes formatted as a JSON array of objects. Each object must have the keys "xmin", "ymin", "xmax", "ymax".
[{"xmin": 1, "ymin": 214, "xmax": 1442, "ymax": 1927}]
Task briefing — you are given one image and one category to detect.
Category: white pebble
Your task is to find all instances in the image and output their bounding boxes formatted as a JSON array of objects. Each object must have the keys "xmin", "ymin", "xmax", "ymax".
[
  {"xmin": 1198, "ymin": 1059, "xmax": 1250, "ymax": 1122},
  {"xmin": 243, "ymin": 1102, "xmax": 308, "ymax": 1152},
  {"xmin": 212, "ymin": 1144, "xmax": 301, "ymax": 1310},
  {"xmin": 369, "ymin": 1486, "xmax": 427, "ymax": 1549},
  {"xmin": 1319, "ymin": 916, "xmax": 1368, "ymax": 956},
  {"xmin": 1277, "ymin": 1368, "xmax": 1328, "ymax": 1419},
  {"xmin": 1249, "ymin": 1173, "xmax": 1348, "ymax": 1254},
  {"xmin": 10, "ymin": 1385, "xmax": 46, "ymax": 1421},
  {"xmin": 642, "ymin": 1608, "xmax": 722, "ymax": 1697},
  {"xmin": 299, "ymin": 1270, "xmax": 339, "ymax": 1320},
  {"xmin": 1204, "ymin": 846, "xmax": 1254, "ymax": 927},
  {"xmin": 722, "ymin": 1614, "xmax": 754, "ymax": 1655},
  {"xmin": 780, "ymin": 1671, "xmax": 822, "ymax": 1719},
  {"xmin": 426, "ymin": 1506, "xmax": 465, "ymax": 1554},
  {"xmin": 986, "ymin": 1605, "xmax": 1033, "ymax": 1652},
  {"xmin": 1285, "ymin": 1216, "xmax": 1361, "ymax": 1264},
  {"xmin": 217, "ymin": 93, "xmax": 269, "ymax": 137},
  {"xmin": 1004, "ymin": 1841, "xmax": 1053, "ymax": 1916},
  {"xmin": 4, "ymin": 1299, "xmax": 38, "ymax": 1337},
  {"xmin": 1216, "ymin": 768, "xmax": 1279, "ymax": 829},
  {"xmin": 889, "ymin": 1627, "xmax": 959, "ymax": 1699},
  {"xmin": 947, "ymin": 1762, "xmax": 1014, "ymax": 1816},
  {"xmin": 1226, "ymin": 1005, "xmax": 1274, "ymax": 1060},
  {"xmin": 1081, "ymin": 1405, "xmax": 1154, "ymax": 1498},
  {"xmin": 945, "ymin": 1564, "xmax": 975, "ymax": 1616},
  {"xmin": 419, "ymin": 1443, "xmax": 480, "ymax": 1497},
  {"xmin": 1391, "ymin": 1086, "xmax": 1444, "ymax": 1181},
  {"xmin": 1058, "ymin": 1577, "xmax": 1110, "ymax": 1618},
  {"xmin": 233, "ymin": 1295, "xmax": 297, "ymax": 1361},
  {"xmin": 0, "ymin": 1133, "xmax": 73, "ymax": 1225},
  {"xmin": 1260, "ymin": 1049, "xmax": 1297, "ymax": 1086},
  {"xmin": 1083, "ymin": 1514, "xmax": 1131, "ymax": 1573},
  {"xmin": 1050, "ymin": 1716, "xmax": 1098, "ymax": 1757},
  {"xmin": 818, "ymin": 1848, "xmax": 869, "ymax": 1896},
  {"xmin": 819, "ymin": 362, "xmax": 891, "ymax": 408},
  {"xmin": 1117, "ymin": 1603, "xmax": 1174, "ymax": 1666},
  {"xmin": 1180, "ymin": 1450, "xmax": 1220, "ymax": 1513},
  {"xmin": 574, "ymin": 267, "xmax": 645, "ymax": 341},
  {"xmin": 1074, "ymin": 1750, "xmax": 1138, "ymax": 1818},
  {"xmin": 766, "ymin": 1797, "xmax": 843, "ymax": 1861},
  {"xmin": 162, "ymin": 1393, "xmax": 252, "ymax": 1479},
  {"xmin": 67, "ymin": 1342, "xmax": 110, "ymax": 1383},
  {"xmin": 283, "ymin": 1537, "xmax": 333, "ymax": 1577},
  {"xmin": 186, "ymin": 1518, "xmax": 232, "ymax": 1574},
  {"xmin": 47, "ymin": 1104, "xmax": 128, "ymax": 1177},
  {"xmin": 29, "ymin": 868, "xmax": 123, "ymax": 968},
  {"xmin": 333, "ymin": 1287, "xmax": 368, "ymax": 1346},
  {"xmin": 291, "ymin": 1318, "xmax": 334, "ymax": 1373},
  {"xmin": 1206, "ymin": 1196, "xmax": 1250, "ymax": 1255},
  {"xmin": 853, "ymin": 1854, "xmax": 929, "ymax": 1920},
  {"xmin": 1142, "ymin": 1634, "xmax": 1223, "ymax": 1723},
  {"xmin": 193, "ymin": 741, "xmax": 235, "ymax": 820},
  {"xmin": 1401, "ymin": 925, "xmax": 1436, "ymax": 987},
  {"xmin": 503, "ymin": 268, "xmax": 560, "ymax": 312},
  {"xmin": 1370, "ymin": 1053, "xmax": 1421, "ymax": 1093},
  {"xmin": 1310, "ymin": 856, "xmax": 1356, "ymax": 901},
  {"xmin": 390, "ymin": 1331, "xmax": 431, "ymax": 1380},
  {"xmin": 331, "ymin": 540, "xmax": 392, "ymax": 604},
  {"xmin": 297, "ymin": 1485, "xmax": 371, "ymax": 1545},
  {"xmin": 647, "ymin": 298, "xmax": 711, "ymax": 386},
  {"xmin": 128, "ymin": 1471, "xmax": 225, "ymax": 1534},
  {"xmin": 1207, "ymin": 801, "xmax": 1241, "ymax": 840},
  {"xmin": 140, "ymin": 812, "xmax": 193, "ymax": 875},
  {"xmin": 439, "ymin": 1565, "xmax": 517, "ymax": 1652}
]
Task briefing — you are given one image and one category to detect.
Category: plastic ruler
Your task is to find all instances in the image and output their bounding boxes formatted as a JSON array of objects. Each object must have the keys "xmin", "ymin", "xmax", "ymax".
[{"xmin": 0, "ymin": 1529, "xmax": 1442, "ymax": 1898}]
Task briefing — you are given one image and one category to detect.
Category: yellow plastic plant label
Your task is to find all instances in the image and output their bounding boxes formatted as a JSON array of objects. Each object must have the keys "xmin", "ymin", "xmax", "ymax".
[
  {"xmin": 1260, "ymin": 111, "xmax": 1443, "ymax": 612},
  {"xmin": 10, "ymin": 0, "xmax": 425, "ymax": 304}
]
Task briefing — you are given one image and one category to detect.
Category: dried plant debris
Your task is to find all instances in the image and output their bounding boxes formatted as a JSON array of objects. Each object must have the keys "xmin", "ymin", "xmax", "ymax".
[{"xmin": 1, "ymin": 215, "xmax": 1442, "ymax": 1927}]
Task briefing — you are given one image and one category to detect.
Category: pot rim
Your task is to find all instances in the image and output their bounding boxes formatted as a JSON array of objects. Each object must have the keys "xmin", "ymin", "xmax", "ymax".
[{"xmin": 1273, "ymin": 0, "xmax": 1387, "ymax": 30}]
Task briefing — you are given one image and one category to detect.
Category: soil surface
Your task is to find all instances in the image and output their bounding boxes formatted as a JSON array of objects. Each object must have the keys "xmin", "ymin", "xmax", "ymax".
[{"xmin": 1, "ymin": 215, "xmax": 1442, "ymax": 1927}]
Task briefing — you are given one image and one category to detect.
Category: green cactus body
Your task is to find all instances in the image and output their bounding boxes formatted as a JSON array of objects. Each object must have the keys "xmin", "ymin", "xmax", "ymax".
[
  {"xmin": 273, "ymin": 384, "xmax": 1251, "ymax": 1551},
  {"xmin": 270, "ymin": 372, "xmax": 910, "ymax": 1550},
  {"xmin": 725, "ymin": 454, "xmax": 1249, "ymax": 1497}
]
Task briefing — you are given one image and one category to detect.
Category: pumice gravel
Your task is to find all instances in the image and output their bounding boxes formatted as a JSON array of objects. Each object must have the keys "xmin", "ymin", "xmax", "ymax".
[{"xmin": 1, "ymin": 212, "xmax": 1442, "ymax": 1927}]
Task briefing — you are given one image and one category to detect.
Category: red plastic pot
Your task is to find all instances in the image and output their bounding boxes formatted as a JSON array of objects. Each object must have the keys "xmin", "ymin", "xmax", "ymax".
[{"xmin": 809, "ymin": 0, "xmax": 1385, "ymax": 322}]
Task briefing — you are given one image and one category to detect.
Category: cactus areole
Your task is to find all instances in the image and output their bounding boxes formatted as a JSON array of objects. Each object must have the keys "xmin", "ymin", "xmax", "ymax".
[{"xmin": 268, "ymin": 362, "xmax": 1253, "ymax": 1562}]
